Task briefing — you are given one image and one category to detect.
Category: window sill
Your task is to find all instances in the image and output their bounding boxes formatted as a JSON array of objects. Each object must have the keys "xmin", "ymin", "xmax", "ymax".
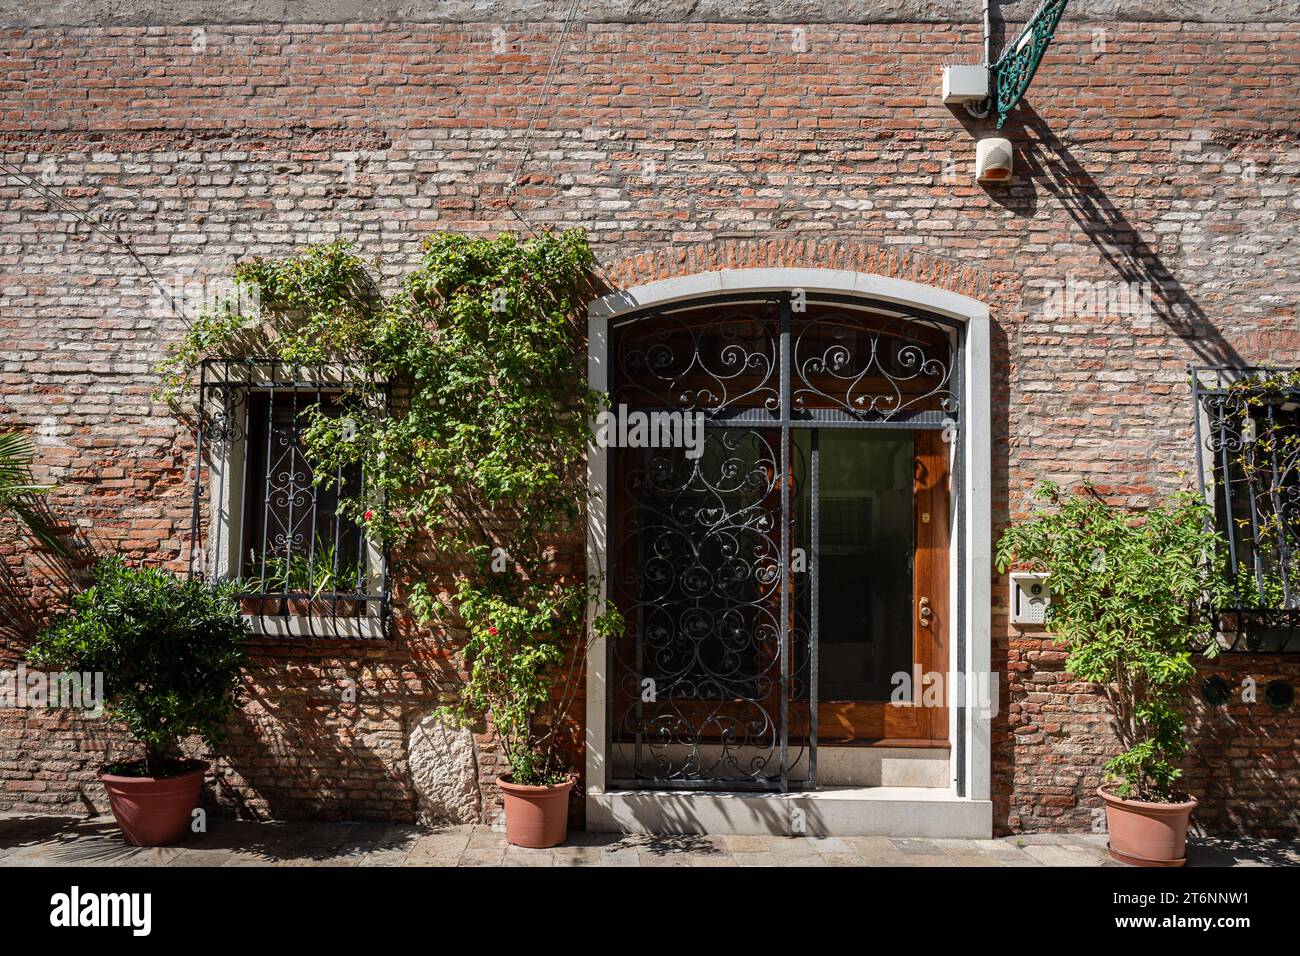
[{"xmin": 242, "ymin": 613, "xmax": 386, "ymax": 640}]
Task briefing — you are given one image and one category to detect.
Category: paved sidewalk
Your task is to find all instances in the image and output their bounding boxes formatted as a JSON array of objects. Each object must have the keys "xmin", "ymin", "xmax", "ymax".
[{"xmin": 0, "ymin": 814, "xmax": 1296, "ymax": 867}]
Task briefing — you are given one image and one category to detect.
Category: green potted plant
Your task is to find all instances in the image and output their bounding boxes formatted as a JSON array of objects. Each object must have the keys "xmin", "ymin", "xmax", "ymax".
[
  {"xmin": 252, "ymin": 538, "xmax": 366, "ymax": 618},
  {"xmin": 996, "ymin": 481, "xmax": 1224, "ymax": 866},
  {"xmin": 30, "ymin": 556, "xmax": 249, "ymax": 846},
  {"xmin": 157, "ymin": 229, "xmax": 623, "ymax": 847},
  {"xmin": 433, "ymin": 579, "xmax": 620, "ymax": 848}
]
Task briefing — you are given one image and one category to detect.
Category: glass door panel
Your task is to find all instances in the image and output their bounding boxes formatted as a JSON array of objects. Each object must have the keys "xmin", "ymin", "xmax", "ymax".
[
  {"xmin": 807, "ymin": 429, "xmax": 915, "ymax": 701},
  {"xmin": 792, "ymin": 427, "xmax": 949, "ymax": 745}
]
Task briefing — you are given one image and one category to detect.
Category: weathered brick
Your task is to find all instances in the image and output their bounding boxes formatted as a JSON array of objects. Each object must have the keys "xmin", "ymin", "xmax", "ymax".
[{"xmin": 0, "ymin": 15, "xmax": 1297, "ymax": 837}]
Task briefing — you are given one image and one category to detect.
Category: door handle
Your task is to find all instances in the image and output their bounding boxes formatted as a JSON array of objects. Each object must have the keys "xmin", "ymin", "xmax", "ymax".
[{"xmin": 918, "ymin": 595, "xmax": 932, "ymax": 627}]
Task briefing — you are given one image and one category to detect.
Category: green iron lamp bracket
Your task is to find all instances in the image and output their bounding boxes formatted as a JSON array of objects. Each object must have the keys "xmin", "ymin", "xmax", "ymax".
[{"xmin": 985, "ymin": 0, "xmax": 1070, "ymax": 128}]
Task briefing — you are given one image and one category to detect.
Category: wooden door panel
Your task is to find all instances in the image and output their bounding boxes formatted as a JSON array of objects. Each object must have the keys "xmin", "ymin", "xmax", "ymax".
[{"xmin": 800, "ymin": 427, "xmax": 950, "ymax": 746}]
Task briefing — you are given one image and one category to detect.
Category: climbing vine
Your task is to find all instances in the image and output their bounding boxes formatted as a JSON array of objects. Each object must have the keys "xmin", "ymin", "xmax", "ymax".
[
  {"xmin": 1214, "ymin": 369, "xmax": 1300, "ymax": 611},
  {"xmin": 159, "ymin": 229, "xmax": 623, "ymax": 785}
]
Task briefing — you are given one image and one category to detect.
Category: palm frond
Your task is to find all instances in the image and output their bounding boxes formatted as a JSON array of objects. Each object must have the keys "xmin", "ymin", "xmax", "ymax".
[{"xmin": 0, "ymin": 431, "xmax": 70, "ymax": 555}]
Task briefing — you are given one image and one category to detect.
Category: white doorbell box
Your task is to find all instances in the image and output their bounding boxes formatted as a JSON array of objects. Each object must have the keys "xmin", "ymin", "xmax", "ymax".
[{"xmin": 1009, "ymin": 572, "xmax": 1051, "ymax": 626}]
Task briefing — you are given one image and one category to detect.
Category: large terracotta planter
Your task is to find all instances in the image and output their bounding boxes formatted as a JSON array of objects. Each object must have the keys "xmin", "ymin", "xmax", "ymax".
[
  {"xmin": 101, "ymin": 761, "xmax": 209, "ymax": 847},
  {"xmin": 1098, "ymin": 786, "xmax": 1197, "ymax": 867},
  {"xmin": 499, "ymin": 775, "xmax": 574, "ymax": 848}
]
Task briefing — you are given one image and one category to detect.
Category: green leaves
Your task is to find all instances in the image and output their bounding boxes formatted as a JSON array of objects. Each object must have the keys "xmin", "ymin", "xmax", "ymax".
[
  {"xmin": 1216, "ymin": 370, "xmax": 1300, "ymax": 610},
  {"xmin": 156, "ymin": 228, "xmax": 618, "ymax": 785},
  {"xmin": 996, "ymin": 482, "xmax": 1224, "ymax": 802},
  {"xmin": 29, "ymin": 557, "xmax": 249, "ymax": 774},
  {"xmin": 0, "ymin": 431, "xmax": 70, "ymax": 556}
]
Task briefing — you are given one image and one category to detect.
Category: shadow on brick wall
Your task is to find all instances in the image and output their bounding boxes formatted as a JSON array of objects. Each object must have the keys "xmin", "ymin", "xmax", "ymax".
[
  {"xmin": 215, "ymin": 646, "xmax": 441, "ymax": 823},
  {"xmin": 1187, "ymin": 656, "xmax": 1300, "ymax": 838},
  {"xmin": 997, "ymin": 104, "xmax": 1247, "ymax": 371}
]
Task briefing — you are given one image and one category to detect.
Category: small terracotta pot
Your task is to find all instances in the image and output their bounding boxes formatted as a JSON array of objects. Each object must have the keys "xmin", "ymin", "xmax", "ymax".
[
  {"xmin": 241, "ymin": 596, "xmax": 283, "ymax": 617},
  {"xmin": 101, "ymin": 761, "xmax": 209, "ymax": 847},
  {"xmin": 498, "ymin": 775, "xmax": 574, "ymax": 848},
  {"xmin": 286, "ymin": 597, "xmax": 362, "ymax": 618},
  {"xmin": 1098, "ymin": 786, "xmax": 1197, "ymax": 867}
]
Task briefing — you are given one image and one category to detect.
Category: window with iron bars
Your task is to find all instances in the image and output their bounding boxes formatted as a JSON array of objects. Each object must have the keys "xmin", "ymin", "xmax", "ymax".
[
  {"xmin": 1193, "ymin": 366, "xmax": 1300, "ymax": 652},
  {"xmin": 189, "ymin": 358, "xmax": 390, "ymax": 639}
]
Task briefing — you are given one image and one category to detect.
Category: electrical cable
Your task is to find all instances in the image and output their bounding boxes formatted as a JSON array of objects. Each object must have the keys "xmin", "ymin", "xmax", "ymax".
[
  {"xmin": 504, "ymin": 0, "xmax": 585, "ymax": 232},
  {"xmin": 0, "ymin": 155, "xmax": 189, "ymax": 326}
]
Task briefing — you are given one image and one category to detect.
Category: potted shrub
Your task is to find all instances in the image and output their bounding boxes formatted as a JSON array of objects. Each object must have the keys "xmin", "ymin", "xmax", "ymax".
[
  {"xmin": 157, "ymin": 230, "xmax": 623, "ymax": 848},
  {"xmin": 433, "ymin": 580, "xmax": 619, "ymax": 848},
  {"xmin": 996, "ymin": 481, "xmax": 1224, "ymax": 866},
  {"xmin": 30, "ymin": 556, "xmax": 248, "ymax": 846}
]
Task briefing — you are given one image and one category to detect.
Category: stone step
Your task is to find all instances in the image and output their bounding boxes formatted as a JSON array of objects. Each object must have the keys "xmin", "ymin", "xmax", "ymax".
[{"xmin": 588, "ymin": 786, "xmax": 993, "ymax": 839}]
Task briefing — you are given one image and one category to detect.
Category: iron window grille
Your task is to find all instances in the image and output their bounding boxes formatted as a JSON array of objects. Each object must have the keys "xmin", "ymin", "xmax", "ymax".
[
  {"xmin": 1193, "ymin": 365, "xmax": 1300, "ymax": 653},
  {"xmin": 189, "ymin": 358, "xmax": 391, "ymax": 640}
]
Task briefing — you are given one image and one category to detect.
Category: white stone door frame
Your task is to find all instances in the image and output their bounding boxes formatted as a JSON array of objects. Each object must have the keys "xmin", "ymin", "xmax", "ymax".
[{"xmin": 584, "ymin": 268, "xmax": 992, "ymax": 835}]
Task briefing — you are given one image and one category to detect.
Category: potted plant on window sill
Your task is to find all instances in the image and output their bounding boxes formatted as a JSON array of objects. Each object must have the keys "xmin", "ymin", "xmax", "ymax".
[
  {"xmin": 29, "ymin": 556, "xmax": 249, "ymax": 846},
  {"xmin": 243, "ymin": 541, "xmax": 367, "ymax": 619},
  {"xmin": 996, "ymin": 481, "xmax": 1225, "ymax": 867}
]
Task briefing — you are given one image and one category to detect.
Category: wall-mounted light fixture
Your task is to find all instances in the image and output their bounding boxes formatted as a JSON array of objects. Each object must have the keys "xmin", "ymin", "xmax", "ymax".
[
  {"xmin": 976, "ymin": 138, "xmax": 1014, "ymax": 183},
  {"xmin": 941, "ymin": 0, "xmax": 1072, "ymax": 185}
]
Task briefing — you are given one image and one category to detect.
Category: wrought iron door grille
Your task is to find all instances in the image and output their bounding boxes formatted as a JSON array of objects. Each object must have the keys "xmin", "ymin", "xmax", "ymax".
[
  {"xmin": 189, "ymin": 358, "xmax": 391, "ymax": 639},
  {"xmin": 607, "ymin": 293, "xmax": 963, "ymax": 791},
  {"xmin": 1193, "ymin": 366, "xmax": 1300, "ymax": 653}
]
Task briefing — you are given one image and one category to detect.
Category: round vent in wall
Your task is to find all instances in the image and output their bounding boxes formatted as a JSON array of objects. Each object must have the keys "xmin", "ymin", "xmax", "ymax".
[
  {"xmin": 1200, "ymin": 676, "xmax": 1231, "ymax": 707},
  {"xmin": 1265, "ymin": 680, "xmax": 1295, "ymax": 711}
]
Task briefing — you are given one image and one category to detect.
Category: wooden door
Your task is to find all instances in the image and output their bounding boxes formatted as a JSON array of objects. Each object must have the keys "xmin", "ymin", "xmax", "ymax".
[{"xmin": 792, "ymin": 427, "xmax": 950, "ymax": 746}]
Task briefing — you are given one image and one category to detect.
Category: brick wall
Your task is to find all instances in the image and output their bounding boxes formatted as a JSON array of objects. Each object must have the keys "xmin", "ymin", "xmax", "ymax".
[{"xmin": 1, "ymin": 16, "xmax": 1298, "ymax": 833}]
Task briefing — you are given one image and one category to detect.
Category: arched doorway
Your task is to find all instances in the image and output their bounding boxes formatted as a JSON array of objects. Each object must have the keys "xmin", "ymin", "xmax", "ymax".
[
  {"xmin": 585, "ymin": 269, "xmax": 992, "ymax": 835},
  {"xmin": 606, "ymin": 291, "xmax": 958, "ymax": 791}
]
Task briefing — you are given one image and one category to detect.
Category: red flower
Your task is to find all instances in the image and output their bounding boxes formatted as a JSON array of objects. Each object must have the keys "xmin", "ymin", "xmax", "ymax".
[
  {"xmin": 487, "ymin": 626, "xmax": 498, "ymax": 636},
  {"xmin": 363, "ymin": 509, "xmax": 374, "ymax": 522}
]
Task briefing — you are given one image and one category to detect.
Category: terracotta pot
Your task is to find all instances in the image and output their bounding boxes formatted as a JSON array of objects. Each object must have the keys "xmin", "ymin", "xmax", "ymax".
[
  {"xmin": 1098, "ymin": 785, "xmax": 1197, "ymax": 867},
  {"xmin": 241, "ymin": 595, "xmax": 283, "ymax": 617},
  {"xmin": 286, "ymin": 597, "xmax": 362, "ymax": 618},
  {"xmin": 101, "ymin": 761, "xmax": 209, "ymax": 847},
  {"xmin": 498, "ymin": 775, "xmax": 574, "ymax": 848}
]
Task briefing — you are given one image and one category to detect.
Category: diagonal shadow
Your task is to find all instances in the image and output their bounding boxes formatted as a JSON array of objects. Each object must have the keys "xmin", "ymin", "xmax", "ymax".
[
  {"xmin": 1005, "ymin": 104, "xmax": 1246, "ymax": 370},
  {"xmin": 0, "ymin": 813, "xmax": 429, "ymax": 866},
  {"xmin": 0, "ymin": 494, "xmax": 99, "ymax": 643},
  {"xmin": 1187, "ymin": 835, "xmax": 1300, "ymax": 867}
]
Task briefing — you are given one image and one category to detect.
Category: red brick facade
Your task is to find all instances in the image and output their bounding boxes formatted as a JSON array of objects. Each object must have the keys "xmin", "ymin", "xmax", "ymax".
[{"xmin": 1, "ymin": 14, "xmax": 1298, "ymax": 833}]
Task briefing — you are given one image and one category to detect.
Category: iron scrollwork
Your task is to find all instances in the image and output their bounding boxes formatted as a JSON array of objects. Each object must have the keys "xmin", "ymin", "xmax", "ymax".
[
  {"xmin": 990, "ymin": 0, "xmax": 1071, "ymax": 130},
  {"xmin": 611, "ymin": 428, "xmax": 809, "ymax": 786},
  {"xmin": 1194, "ymin": 366, "xmax": 1300, "ymax": 652},
  {"xmin": 792, "ymin": 313, "xmax": 957, "ymax": 421},
  {"xmin": 614, "ymin": 305, "xmax": 780, "ymax": 414},
  {"xmin": 608, "ymin": 295, "xmax": 955, "ymax": 789}
]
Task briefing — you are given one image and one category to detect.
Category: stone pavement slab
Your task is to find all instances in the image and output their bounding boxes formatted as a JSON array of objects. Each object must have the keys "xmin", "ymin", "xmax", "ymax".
[{"xmin": 0, "ymin": 813, "xmax": 1293, "ymax": 868}]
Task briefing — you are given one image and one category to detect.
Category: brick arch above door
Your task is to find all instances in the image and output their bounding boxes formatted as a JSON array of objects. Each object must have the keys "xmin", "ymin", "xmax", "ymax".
[{"xmin": 595, "ymin": 238, "xmax": 1014, "ymax": 310}]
